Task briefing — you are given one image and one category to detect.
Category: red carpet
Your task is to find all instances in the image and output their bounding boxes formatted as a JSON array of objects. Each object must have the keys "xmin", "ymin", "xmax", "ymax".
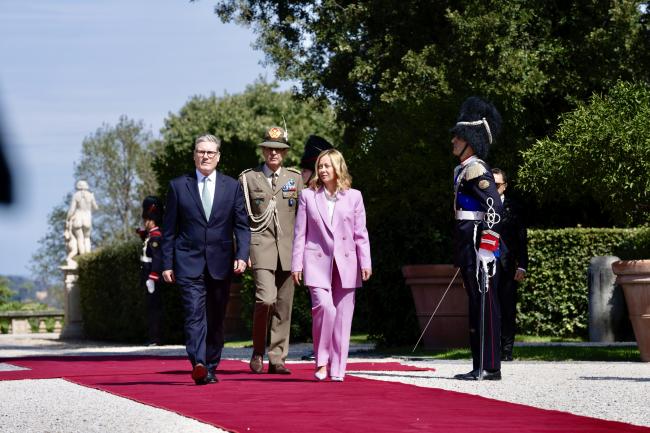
[{"xmin": 1, "ymin": 356, "xmax": 647, "ymax": 433}]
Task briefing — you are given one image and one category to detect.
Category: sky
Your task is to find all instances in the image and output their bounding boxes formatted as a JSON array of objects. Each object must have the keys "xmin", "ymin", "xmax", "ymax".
[{"xmin": 0, "ymin": 1, "xmax": 285, "ymax": 277}]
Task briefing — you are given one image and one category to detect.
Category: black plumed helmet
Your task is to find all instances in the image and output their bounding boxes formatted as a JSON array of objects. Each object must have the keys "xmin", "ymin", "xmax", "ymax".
[
  {"xmin": 142, "ymin": 196, "xmax": 163, "ymax": 224},
  {"xmin": 300, "ymin": 135, "xmax": 333, "ymax": 170},
  {"xmin": 450, "ymin": 96, "xmax": 502, "ymax": 159}
]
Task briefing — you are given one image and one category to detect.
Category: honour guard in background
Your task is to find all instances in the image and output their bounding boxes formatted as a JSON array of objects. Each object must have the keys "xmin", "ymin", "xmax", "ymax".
[
  {"xmin": 450, "ymin": 97, "xmax": 504, "ymax": 381},
  {"xmin": 299, "ymin": 135, "xmax": 333, "ymax": 185},
  {"xmin": 239, "ymin": 126, "xmax": 304, "ymax": 374},
  {"xmin": 491, "ymin": 167, "xmax": 528, "ymax": 361},
  {"xmin": 139, "ymin": 196, "xmax": 164, "ymax": 346}
]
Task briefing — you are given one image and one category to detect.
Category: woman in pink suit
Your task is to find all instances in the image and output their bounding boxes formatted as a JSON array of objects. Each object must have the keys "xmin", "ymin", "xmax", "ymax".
[{"xmin": 292, "ymin": 149, "xmax": 372, "ymax": 382}]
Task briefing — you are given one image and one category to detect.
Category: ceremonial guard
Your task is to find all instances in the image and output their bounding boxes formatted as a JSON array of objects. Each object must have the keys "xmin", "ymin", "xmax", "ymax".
[
  {"xmin": 450, "ymin": 97, "xmax": 504, "ymax": 381},
  {"xmin": 239, "ymin": 126, "xmax": 304, "ymax": 374},
  {"xmin": 492, "ymin": 168, "xmax": 528, "ymax": 361},
  {"xmin": 139, "ymin": 196, "xmax": 164, "ymax": 346}
]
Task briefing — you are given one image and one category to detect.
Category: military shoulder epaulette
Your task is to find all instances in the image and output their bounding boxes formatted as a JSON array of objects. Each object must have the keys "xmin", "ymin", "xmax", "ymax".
[
  {"xmin": 464, "ymin": 160, "xmax": 487, "ymax": 180},
  {"xmin": 150, "ymin": 230, "xmax": 162, "ymax": 239},
  {"xmin": 238, "ymin": 168, "xmax": 253, "ymax": 178},
  {"xmin": 286, "ymin": 167, "xmax": 301, "ymax": 174}
]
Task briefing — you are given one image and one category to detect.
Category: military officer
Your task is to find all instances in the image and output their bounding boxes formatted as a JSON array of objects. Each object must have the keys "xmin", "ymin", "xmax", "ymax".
[
  {"xmin": 239, "ymin": 126, "xmax": 304, "ymax": 374},
  {"xmin": 139, "ymin": 196, "xmax": 164, "ymax": 346},
  {"xmin": 450, "ymin": 97, "xmax": 504, "ymax": 381}
]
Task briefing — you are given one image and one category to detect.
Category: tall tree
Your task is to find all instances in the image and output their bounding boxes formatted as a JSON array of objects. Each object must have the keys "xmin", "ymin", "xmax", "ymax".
[
  {"xmin": 215, "ymin": 0, "xmax": 650, "ymax": 344},
  {"xmin": 519, "ymin": 81, "xmax": 650, "ymax": 226},
  {"xmin": 29, "ymin": 198, "xmax": 68, "ymax": 297},
  {"xmin": 153, "ymin": 79, "xmax": 339, "ymax": 191},
  {"xmin": 75, "ymin": 115, "xmax": 158, "ymax": 244}
]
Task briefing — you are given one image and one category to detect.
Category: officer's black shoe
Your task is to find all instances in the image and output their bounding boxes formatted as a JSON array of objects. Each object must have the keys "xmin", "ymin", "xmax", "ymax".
[
  {"xmin": 206, "ymin": 369, "xmax": 219, "ymax": 384},
  {"xmin": 301, "ymin": 351, "xmax": 316, "ymax": 361},
  {"xmin": 454, "ymin": 369, "xmax": 501, "ymax": 381}
]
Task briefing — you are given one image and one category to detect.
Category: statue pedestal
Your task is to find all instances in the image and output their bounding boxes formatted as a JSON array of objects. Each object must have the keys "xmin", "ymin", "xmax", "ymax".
[{"xmin": 59, "ymin": 264, "xmax": 84, "ymax": 340}]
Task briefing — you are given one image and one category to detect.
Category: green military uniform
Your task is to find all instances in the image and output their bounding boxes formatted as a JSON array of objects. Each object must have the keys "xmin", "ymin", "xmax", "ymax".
[{"xmin": 239, "ymin": 127, "xmax": 304, "ymax": 370}]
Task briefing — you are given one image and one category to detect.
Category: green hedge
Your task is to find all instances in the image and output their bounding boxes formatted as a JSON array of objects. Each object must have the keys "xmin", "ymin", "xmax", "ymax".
[
  {"xmin": 78, "ymin": 240, "xmax": 185, "ymax": 343},
  {"xmin": 519, "ymin": 227, "xmax": 650, "ymax": 338},
  {"xmin": 78, "ymin": 241, "xmax": 313, "ymax": 344},
  {"xmin": 77, "ymin": 228, "xmax": 650, "ymax": 344}
]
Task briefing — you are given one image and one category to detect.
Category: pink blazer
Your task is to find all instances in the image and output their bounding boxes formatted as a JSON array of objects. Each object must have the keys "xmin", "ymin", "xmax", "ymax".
[{"xmin": 292, "ymin": 187, "xmax": 371, "ymax": 289}]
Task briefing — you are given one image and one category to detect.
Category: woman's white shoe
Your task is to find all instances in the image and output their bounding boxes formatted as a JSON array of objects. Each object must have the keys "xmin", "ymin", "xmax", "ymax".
[
  {"xmin": 330, "ymin": 376, "xmax": 344, "ymax": 382},
  {"xmin": 314, "ymin": 369, "xmax": 327, "ymax": 381}
]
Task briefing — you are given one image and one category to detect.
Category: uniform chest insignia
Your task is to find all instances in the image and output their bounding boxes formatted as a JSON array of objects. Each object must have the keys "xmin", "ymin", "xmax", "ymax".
[
  {"xmin": 151, "ymin": 241, "xmax": 159, "ymax": 248},
  {"xmin": 288, "ymin": 198, "xmax": 295, "ymax": 207},
  {"xmin": 282, "ymin": 179, "xmax": 296, "ymax": 193},
  {"xmin": 282, "ymin": 178, "xmax": 297, "ymax": 192},
  {"xmin": 255, "ymin": 198, "xmax": 265, "ymax": 206},
  {"xmin": 478, "ymin": 179, "xmax": 490, "ymax": 190}
]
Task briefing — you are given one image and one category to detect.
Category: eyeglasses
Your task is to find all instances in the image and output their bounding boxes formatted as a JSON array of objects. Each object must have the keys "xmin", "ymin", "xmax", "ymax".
[
  {"xmin": 495, "ymin": 182, "xmax": 507, "ymax": 187},
  {"xmin": 195, "ymin": 150, "xmax": 219, "ymax": 158}
]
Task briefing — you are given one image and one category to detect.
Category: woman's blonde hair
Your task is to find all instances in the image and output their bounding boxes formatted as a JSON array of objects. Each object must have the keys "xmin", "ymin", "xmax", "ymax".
[{"xmin": 309, "ymin": 149, "xmax": 352, "ymax": 191}]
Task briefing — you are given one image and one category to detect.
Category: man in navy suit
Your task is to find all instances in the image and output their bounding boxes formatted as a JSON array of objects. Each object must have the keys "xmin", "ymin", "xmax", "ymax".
[{"xmin": 162, "ymin": 134, "xmax": 250, "ymax": 385}]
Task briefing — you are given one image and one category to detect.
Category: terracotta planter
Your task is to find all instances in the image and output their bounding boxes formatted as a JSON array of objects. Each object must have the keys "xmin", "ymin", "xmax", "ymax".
[
  {"xmin": 612, "ymin": 259, "xmax": 650, "ymax": 362},
  {"xmin": 402, "ymin": 264, "xmax": 469, "ymax": 349}
]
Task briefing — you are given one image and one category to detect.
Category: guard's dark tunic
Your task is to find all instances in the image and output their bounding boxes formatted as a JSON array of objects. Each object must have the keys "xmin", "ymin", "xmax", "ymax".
[{"xmin": 453, "ymin": 156, "xmax": 504, "ymax": 371}]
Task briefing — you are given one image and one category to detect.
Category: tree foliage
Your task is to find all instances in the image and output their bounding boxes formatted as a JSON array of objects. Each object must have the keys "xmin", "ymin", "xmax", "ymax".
[
  {"xmin": 29, "ymin": 198, "xmax": 69, "ymax": 295},
  {"xmin": 0, "ymin": 276, "xmax": 14, "ymax": 305},
  {"xmin": 519, "ymin": 81, "xmax": 650, "ymax": 226},
  {"xmin": 152, "ymin": 80, "xmax": 338, "ymax": 190},
  {"xmin": 75, "ymin": 115, "xmax": 159, "ymax": 244}
]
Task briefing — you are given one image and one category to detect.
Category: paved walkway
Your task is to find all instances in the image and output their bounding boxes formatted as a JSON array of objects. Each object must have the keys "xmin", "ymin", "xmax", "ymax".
[{"xmin": 1, "ymin": 334, "xmax": 649, "ymax": 432}]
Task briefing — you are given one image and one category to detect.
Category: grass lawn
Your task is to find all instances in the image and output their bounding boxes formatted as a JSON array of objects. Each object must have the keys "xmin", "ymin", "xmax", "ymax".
[
  {"xmin": 372, "ymin": 334, "xmax": 642, "ymax": 362},
  {"xmin": 225, "ymin": 334, "xmax": 642, "ymax": 362}
]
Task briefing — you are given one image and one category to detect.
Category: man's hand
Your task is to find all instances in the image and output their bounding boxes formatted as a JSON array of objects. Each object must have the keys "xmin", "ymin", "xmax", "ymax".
[
  {"xmin": 292, "ymin": 271, "xmax": 302, "ymax": 285},
  {"xmin": 514, "ymin": 268, "xmax": 526, "ymax": 282},
  {"xmin": 233, "ymin": 259, "xmax": 247, "ymax": 274},
  {"xmin": 162, "ymin": 270, "xmax": 175, "ymax": 283},
  {"xmin": 477, "ymin": 249, "xmax": 496, "ymax": 277},
  {"xmin": 361, "ymin": 268, "xmax": 372, "ymax": 281}
]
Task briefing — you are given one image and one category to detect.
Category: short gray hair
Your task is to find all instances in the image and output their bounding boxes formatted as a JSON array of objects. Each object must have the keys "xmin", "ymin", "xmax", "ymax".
[{"xmin": 195, "ymin": 134, "xmax": 221, "ymax": 151}]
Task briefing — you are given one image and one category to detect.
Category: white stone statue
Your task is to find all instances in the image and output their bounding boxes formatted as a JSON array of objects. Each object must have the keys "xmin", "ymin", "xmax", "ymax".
[{"xmin": 65, "ymin": 180, "xmax": 98, "ymax": 262}]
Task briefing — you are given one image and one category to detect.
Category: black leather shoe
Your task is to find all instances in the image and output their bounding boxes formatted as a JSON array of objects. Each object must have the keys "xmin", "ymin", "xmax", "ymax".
[
  {"xmin": 250, "ymin": 353, "xmax": 264, "ymax": 374},
  {"xmin": 301, "ymin": 351, "xmax": 316, "ymax": 361},
  {"xmin": 454, "ymin": 369, "xmax": 501, "ymax": 381},
  {"xmin": 206, "ymin": 369, "xmax": 219, "ymax": 384},
  {"xmin": 192, "ymin": 363, "xmax": 208, "ymax": 385},
  {"xmin": 268, "ymin": 363, "xmax": 291, "ymax": 374}
]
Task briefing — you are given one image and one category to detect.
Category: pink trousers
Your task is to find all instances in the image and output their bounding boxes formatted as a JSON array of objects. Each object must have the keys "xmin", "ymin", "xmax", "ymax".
[{"xmin": 308, "ymin": 263, "xmax": 356, "ymax": 378}]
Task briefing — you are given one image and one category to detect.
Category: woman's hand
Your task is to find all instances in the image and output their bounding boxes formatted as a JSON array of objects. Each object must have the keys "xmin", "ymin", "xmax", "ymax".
[
  {"xmin": 292, "ymin": 271, "xmax": 303, "ymax": 285},
  {"xmin": 361, "ymin": 268, "xmax": 372, "ymax": 281}
]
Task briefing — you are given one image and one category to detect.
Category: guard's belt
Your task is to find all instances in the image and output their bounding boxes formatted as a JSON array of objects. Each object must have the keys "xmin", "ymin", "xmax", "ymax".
[
  {"xmin": 140, "ymin": 256, "xmax": 152, "ymax": 263},
  {"xmin": 455, "ymin": 210, "xmax": 485, "ymax": 220}
]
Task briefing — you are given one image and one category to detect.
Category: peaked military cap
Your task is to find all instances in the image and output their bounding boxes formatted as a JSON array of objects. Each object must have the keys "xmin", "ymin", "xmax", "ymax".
[{"xmin": 259, "ymin": 126, "xmax": 290, "ymax": 149}]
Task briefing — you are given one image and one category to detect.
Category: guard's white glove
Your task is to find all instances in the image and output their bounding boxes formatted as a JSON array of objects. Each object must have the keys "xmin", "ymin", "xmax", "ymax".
[
  {"xmin": 477, "ymin": 248, "xmax": 496, "ymax": 277},
  {"xmin": 146, "ymin": 279, "xmax": 155, "ymax": 294}
]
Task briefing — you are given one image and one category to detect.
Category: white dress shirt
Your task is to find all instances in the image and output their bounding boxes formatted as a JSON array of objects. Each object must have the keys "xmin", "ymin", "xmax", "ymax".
[{"xmin": 196, "ymin": 169, "xmax": 216, "ymax": 201}]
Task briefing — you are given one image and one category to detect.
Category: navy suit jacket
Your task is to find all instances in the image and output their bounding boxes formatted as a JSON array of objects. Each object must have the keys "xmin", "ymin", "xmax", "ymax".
[{"xmin": 162, "ymin": 171, "xmax": 251, "ymax": 280}]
